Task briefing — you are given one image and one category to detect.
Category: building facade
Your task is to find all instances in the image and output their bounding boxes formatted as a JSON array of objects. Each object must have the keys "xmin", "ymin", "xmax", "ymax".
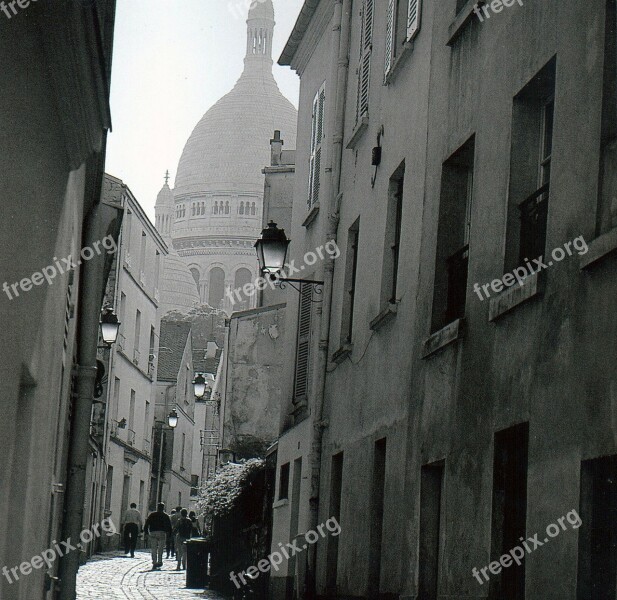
[
  {"xmin": 272, "ymin": 0, "xmax": 617, "ymax": 599},
  {"xmin": 96, "ymin": 175, "xmax": 168, "ymax": 544},
  {"xmin": 154, "ymin": 0, "xmax": 297, "ymax": 316},
  {"xmin": 0, "ymin": 2, "xmax": 117, "ymax": 599}
]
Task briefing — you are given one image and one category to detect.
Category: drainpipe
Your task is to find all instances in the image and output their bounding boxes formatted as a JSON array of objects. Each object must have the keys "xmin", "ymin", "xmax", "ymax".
[
  {"xmin": 58, "ymin": 202, "xmax": 107, "ymax": 600},
  {"xmin": 306, "ymin": 0, "xmax": 352, "ymax": 597}
]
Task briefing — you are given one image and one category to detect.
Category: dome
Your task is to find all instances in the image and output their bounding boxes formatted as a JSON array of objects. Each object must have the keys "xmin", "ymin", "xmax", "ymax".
[
  {"xmin": 155, "ymin": 181, "xmax": 174, "ymax": 208},
  {"xmin": 248, "ymin": 0, "xmax": 274, "ymax": 21},
  {"xmin": 173, "ymin": 2, "xmax": 297, "ymax": 197},
  {"xmin": 159, "ymin": 251, "xmax": 200, "ymax": 315}
]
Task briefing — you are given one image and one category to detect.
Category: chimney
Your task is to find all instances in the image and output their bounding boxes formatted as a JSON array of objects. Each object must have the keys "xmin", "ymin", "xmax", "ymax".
[{"xmin": 270, "ymin": 130, "xmax": 283, "ymax": 166}]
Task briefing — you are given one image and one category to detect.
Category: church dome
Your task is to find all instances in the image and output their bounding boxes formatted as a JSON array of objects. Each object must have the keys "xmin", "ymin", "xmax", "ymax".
[
  {"xmin": 173, "ymin": 1, "xmax": 297, "ymax": 197},
  {"xmin": 159, "ymin": 251, "xmax": 200, "ymax": 315}
]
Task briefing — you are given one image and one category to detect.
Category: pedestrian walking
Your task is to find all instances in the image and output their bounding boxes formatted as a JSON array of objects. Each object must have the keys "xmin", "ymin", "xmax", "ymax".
[
  {"xmin": 168, "ymin": 505, "xmax": 182, "ymax": 558},
  {"xmin": 143, "ymin": 503, "xmax": 172, "ymax": 570},
  {"xmin": 173, "ymin": 509, "xmax": 193, "ymax": 571},
  {"xmin": 122, "ymin": 502, "xmax": 142, "ymax": 558},
  {"xmin": 188, "ymin": 510, "xmax": 202, "ymax": 537}
]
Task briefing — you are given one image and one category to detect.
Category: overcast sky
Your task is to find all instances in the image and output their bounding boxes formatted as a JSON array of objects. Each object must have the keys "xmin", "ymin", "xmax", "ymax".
[{"xmin": 104, "ymin": 0, "xmax": 304, "ymax": 221}]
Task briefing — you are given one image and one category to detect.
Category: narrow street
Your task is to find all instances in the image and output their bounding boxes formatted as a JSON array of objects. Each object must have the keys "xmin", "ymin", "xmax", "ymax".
[{"xmin": 76, "ymin": 552, "xmax": 227, "ymax": 600}]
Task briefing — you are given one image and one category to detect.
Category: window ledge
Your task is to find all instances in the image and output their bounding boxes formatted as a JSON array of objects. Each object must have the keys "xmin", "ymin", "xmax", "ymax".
[
  {"xmin": 346, "ymin": 115, "xmax": 369, "ymax": 150},
  {"xmin": 370, "ymin": 302, "xmax": 398, "ymax": 331},
  {"xmin": 332, "ymin": 343, "xmax": 353, "ymax": 364},
  {"xmin": 447, "ymin": 0, "xmax": 484, "ymax": 46},
  {"xmin": 383, "ymin": 40, "xmax": 415, "ymax": 86},
  {"xmin": 422, "ymin": 318, "xmax": 464, "ymax": 359},
  {"xmin": 302, "ymin": 202, "xmax": 320, "ymax": 228},
  {"xmin": 488, "ymin": 270, "xmax": 545, "ymax": 321},
  {"xmin": 580, "ymin": 227, "xmax": 617, "ymax": 269},
  {"xmin": 273, "ymin": 499, "xmax": 289, "ymax": 509}
]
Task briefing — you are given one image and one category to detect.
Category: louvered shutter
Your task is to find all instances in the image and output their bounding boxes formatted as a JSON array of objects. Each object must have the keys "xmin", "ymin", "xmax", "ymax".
[
  {"xmin": 293, "ymin": 283, "xmax": 313, "ymax": 401},
  {"xmin": 356, "ymin": 0, "xmax": 374, "ymax": 123},
  {"xmin": 406, "ymin": 0, "xmax": 421, "ymax": 41},
  {"xmin": 308, "ymin": 84, "xmax": 325, "ymax": 209},
  {"xmin": 384, "ymin": 0, "xmax": 396, "ymax": 76}
]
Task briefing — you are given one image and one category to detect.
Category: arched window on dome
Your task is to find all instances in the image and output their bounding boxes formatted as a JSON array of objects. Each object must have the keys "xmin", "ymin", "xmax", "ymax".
[
  {"xmin": 189, "ymin": 268, "xmax": 201, "ymax": 299},
  {"xmin": 213, "ymin": 202, "xmax": 218, "ymax": 215},
  {"xmin": 225, "ymin": 201, "xmax": 230, "ymax": 215},
  {"xmin": 239, "ymin": 202, "xmax": 244, "ymax": 215},
  {"xmin": 201, "ymin": 202, "xmax": 205, "ymax": 215},
  {"xmin": 251, "ymin": 202, "xmax": 256, "ymax": 216},
  {"xmin": 191, "ymin": 204, "xmax": 195, "ymax": 217},
  {"xmin": 208, "ymin": 267, "xmax": 225, "ymax": 309},
  {"xmin": 234, "ymin": 268, "xmax": 253, "ymax": 311},
  {"xmin": 182, "ymin": 205, "xmax": 186, "ymax": 217}
]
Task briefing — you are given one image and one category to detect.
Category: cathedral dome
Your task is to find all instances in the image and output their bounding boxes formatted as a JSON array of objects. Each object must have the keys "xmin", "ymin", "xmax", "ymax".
[
  {"xmin": 173, "ymin": 1, "xmax": 297, "ymax": 197},
  {"xmin": 159, "ymin": 251, "xmax": 200, "ymax": 315}
]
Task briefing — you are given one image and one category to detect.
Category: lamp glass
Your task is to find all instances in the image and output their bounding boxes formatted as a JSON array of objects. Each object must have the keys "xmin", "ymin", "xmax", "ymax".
[
  {"xmin": 255, "ymin": 221, "xmax": 290, "ymax": 275},
  {"xmin": 100, "ymin": 315, "xmax": 120, "ymax": 345},
  {"xmin": 168, "ymin": 410, "xmax": 178, "ymax": 429},
  {"xmin": 193, "ymin": 374, "xmax": 207, "ymax": 399}
]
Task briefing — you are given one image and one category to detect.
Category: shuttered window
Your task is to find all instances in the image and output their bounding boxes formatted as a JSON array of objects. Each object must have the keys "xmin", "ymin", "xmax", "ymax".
[
  {"xmin": 293, "ymin": 282, "xmax": 313, "ymax": 402},
  {"xmin": 308, "ymin": 83, "xmax": 326, "ymax": 210},
  {"xmin": 385, "ymin": 0, "xmax": 422, "ymax": 79},
  {"xmin": 356, "ymin": 0, "xmax": 375, "ymax": 123}
]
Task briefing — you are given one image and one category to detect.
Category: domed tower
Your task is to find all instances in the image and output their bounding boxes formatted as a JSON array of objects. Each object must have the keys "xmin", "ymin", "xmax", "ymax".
[
  {"xmin": 157, "ymin": 0, "xmax": 297, "ymax": 315},
  {"xmin": 154, "ymin": 171, "xmax": 174, "ymax": 245}
]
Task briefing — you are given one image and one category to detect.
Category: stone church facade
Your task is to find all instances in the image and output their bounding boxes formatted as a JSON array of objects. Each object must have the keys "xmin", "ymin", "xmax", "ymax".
[{"xmin": 155, "ymin": 0, "xmax": 297, "ymax": 316}]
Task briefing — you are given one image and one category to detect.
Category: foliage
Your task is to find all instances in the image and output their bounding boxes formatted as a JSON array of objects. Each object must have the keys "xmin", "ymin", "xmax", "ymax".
[{"xmin": 196, "ymin": 458, "xmax": 265, "ymax": 518}]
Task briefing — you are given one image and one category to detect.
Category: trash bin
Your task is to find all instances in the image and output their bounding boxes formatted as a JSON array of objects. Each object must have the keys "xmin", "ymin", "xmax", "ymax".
[{"xmin": 185, "ymin": 538, "xmax": 210, "ymax": 589}]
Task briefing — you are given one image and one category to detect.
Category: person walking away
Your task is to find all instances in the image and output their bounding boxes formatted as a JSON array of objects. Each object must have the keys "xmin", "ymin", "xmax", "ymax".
[
  {"xmin": 173, "ymin": 509, "xmax": 193, "ymax": 570},
  {"xmin": 188, "ymin": 511, "xmax": 202, "ymax": 537},
  {"xmin": 144, "ymin": 503, "xmax": 172, "ymax": 570},
  {"xmin": 168, "ymin": 505, "xmax": 182, "ymax": 558},
  {"xmin": 123, "ymin": 503, "xmax": 142, "ymax": 557}
]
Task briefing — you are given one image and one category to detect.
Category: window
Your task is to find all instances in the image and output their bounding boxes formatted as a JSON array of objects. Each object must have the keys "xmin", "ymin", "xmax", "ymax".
[
  {"xmin": 239, "ymin": 201, "xmax": 244, "ymax": 215},
  {"xmin": 308, "ymin": 83, "xmax": 326, "ymax": 210},
  {"xmin": 134, "ymin": 309, "xmax": 141, "ymax": 353},
  {"xmin": 208, "ymin": 267, "xmax": 225, "ymax": 308},
  {"xmin": 139, "ymin": 480, "xmax": 145, "ymax": 513},
  {"xmin": 326, "ymin": 453, "xmax": 344, "ymax": 593},
  {"xmin": 278, "ymin": 462, "xmax": 290, "ymax": 500},
  {"xmin": 356, "ymin": 0, "xmax": 374, "ymax": 122},
  {"xmin": 190, "ymin": 267, "xmax": 201, "ymax": 298},
  {"xmin": 597, "ymin": 0, "xmax": 617, "ymax": 235},
  {"xmin": 144, "ymin": 401, "xmax": 151, "ymax": 440},
  {"xmin": 385, "ymin": 0, "xmax": 422, "ymax": 78},
  {"xmin": 104, "ymin": 466, "xmax": 113, "ymax": 511},
  {"xmin": 577, "ymin": 454, "xmax": 617, "ymax": 598},
  {"xmin": 225, "ymin": 201, "xmax": 230, "ymax": 215},
  {"xmin": 489, "ymin": 423, "xmax": 528, "ymax": 599},
  {"xmin": 251, "ymin": 202, "xmax": 256, "ymax": 216},
  {"xmin": 382, "ymin": 163, "xmax": 404, "ymax": 307},
  {"xmin": 368, "ymin": 439, "xmax": 387, "ymax": 597},
  {"xmin": 505, "ymin": 57, "xmax": 556, "ymax": 271},
  {"xmin": 431, "ymin": 137, "xmax": 474, "ymax": 332},
  {"xmin": 213, "ymin": 202, "xmax": 219, "ymax": 215},
  {"xmin": 293, "ymin": 283, "xmax": 313, "ymax": 404},
  {"xmin": 181, "ymin": 433, "xmax": 186, "ymax": 469},
  {"xmin": 129, "ymin": 390, "xmax": 136, "ymax": 431},
  {"xmin": 418, "ymin": 462, "xmax": 444, "ymax": 600},
  {"xmin": 154, "ymin": 251, "xmax": 160, "ymax": 289},
  {"xmin": 191, "ymin": 203, "xmax": 195, "ymax": 216},
  {"xmin": 191, "ymin": 475, "xmax": 199, "ymax": 497},
  {"xmin": 112, "ymin": 377, "xmax": 120, "ymax": 421},
  {"xmin": 341, "ymin": 219, "xmax": 360, "ymax": 344},
  {"xmin": 140, "ymin": 231, "xmax": 146, "ymax": 273}
]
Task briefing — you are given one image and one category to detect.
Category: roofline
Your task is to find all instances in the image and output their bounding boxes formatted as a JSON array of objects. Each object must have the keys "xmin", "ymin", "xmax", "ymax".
[{"xmin": 279, "ymin": 0, "xmax": 321, "ymax": 66}]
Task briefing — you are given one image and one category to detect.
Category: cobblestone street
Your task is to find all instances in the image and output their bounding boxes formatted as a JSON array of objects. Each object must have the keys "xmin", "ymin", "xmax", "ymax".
[{"xmin": 76, "ymin": 551, "xmax": 228, "ymax": 600}]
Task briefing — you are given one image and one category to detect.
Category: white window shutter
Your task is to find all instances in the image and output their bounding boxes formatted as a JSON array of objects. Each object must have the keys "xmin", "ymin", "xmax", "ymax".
[
  {"xmin": 407, "ymin": 0, "xmax": 421, "ymax": 42},
  {"xmin": 356, "ymin": 0, "xmax": 375, "ymax": 123},
  {"xmin": 308, "ymin": 84, "xmax": 325, "ymax": 209},
  {"xmin": 385, "ymin": 0, "xmax": 396, "ymax": 76}
]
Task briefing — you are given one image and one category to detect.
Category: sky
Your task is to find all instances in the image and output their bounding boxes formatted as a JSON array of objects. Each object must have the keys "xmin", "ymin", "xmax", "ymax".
[{"xmin": 104, "ymin": 0, "xmax": 304, "ymax": 221}]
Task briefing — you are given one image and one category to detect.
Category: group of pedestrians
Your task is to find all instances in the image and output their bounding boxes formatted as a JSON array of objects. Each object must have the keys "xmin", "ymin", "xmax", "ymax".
[{"xmin": 122, "ymin": 502, "xmax": 202, "ymax": 571}]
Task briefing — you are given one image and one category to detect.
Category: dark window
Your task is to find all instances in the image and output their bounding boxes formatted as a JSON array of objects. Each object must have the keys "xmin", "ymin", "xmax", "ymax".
[
  {"xmin": 418, "ymin": 462, "xmax": 444, "ymax": 600},
  {"xmin": 341, "ymin": 219, "xmax": 360, "ymax": 344},
  {"xmin": 382, "ymin": 163, "xmax": 404, "ymax": 307},
  {"xmin": 326, "ymin": 453, "xmax": 344, "ymax": 594},
  {"xmin": 597, "ymin": 0, "xmax": 617, "ymax": 235},
  {"xmin": 431, "ymin": 137, "xmax": 475, "ymax": 332},
  {"xmin": 368, "ymin": 438, "xmax": 386, "ymax": 597},
  {"xmin": 208, "ymin": 267, "xmax": 225, "ymax": 308},
  {"xmin": 190, "ymin": 475, "xmax": 199, "ymax": 497},
  {"xmin": 577, "ymin": 454, "xmax": 617, "ymax": 598},
  {"xmin": 505, "ymin": 57, "xmax": 556, "ymax": 271},
  {"xmin": 278, "ymin": 462, "xmax": 290, "ymax": 501},
  {"xmin": 489, "ymin": 423, "xmax": 528, "ymax": 600}
]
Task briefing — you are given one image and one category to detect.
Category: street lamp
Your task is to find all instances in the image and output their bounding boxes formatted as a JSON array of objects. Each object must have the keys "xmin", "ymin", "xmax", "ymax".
[
  {"xmin": 99, "ymin": 306, "xmax": 120, "ymax": 346},
  {"xmin": 167, "ymin": 409, "xmax": 178, "ymax": 429},
  {"xmin": 193, "ymin": 373, "xmax": 207, "ymax": 399},
  {"xmin": 254, "ymin": 221, "xmax": 324, "ymax": 294},
  {"xmin": 254, "ymin": 221, "xmax": 290, "ymax": 277}
]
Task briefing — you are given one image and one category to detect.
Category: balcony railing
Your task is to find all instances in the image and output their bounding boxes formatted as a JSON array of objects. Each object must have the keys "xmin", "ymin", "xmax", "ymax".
[
  {"xmin": 445, "ymin": 244, "xmax": 469, "ymax": 324},
  {"xmin": 127, "ymin": 429, "xmax": 136, "ymax": 446},
  {"xmin": 519, "ymin": 183, "xmax": 549, "ymax": 264}
]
